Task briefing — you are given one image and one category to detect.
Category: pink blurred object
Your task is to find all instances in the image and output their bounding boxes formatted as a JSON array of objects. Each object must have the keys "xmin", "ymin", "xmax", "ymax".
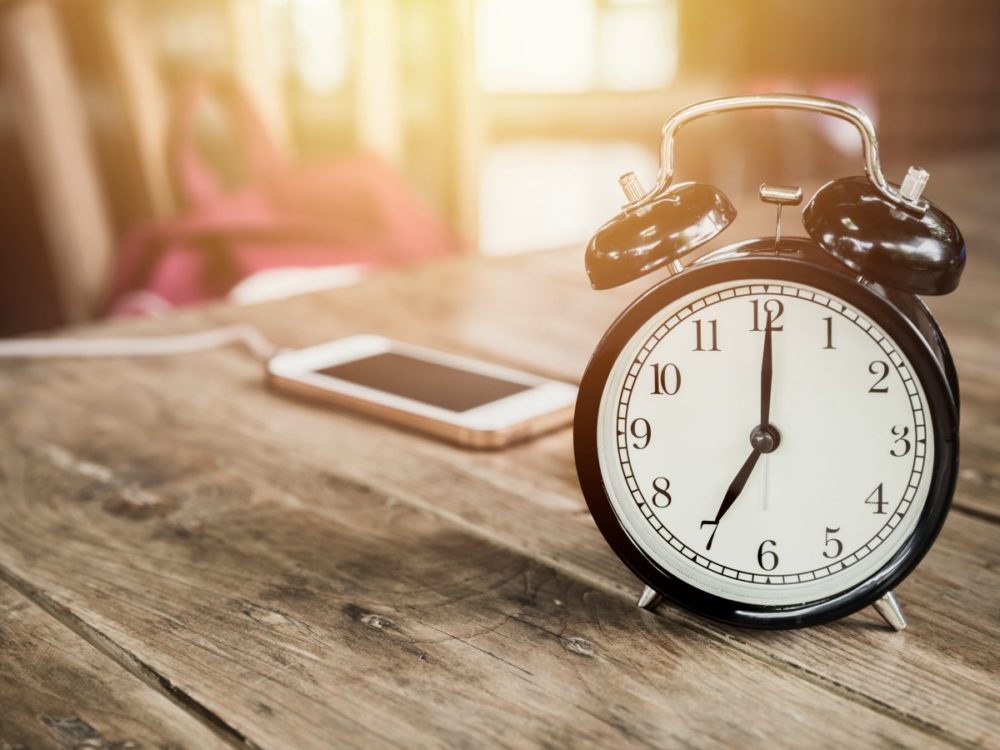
[{"xmin": 108, "ymin": 77, "xmax": 456, "ymax": 316}]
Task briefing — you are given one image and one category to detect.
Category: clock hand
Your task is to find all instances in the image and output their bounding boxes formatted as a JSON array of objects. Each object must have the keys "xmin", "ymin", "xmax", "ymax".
[
  {"xmin": 701, "ymin": 313, "xmax": 777, "ymax": 549},
  {"xmin": 760, "ymin": 322, "xmax": 773, "ymax": 511},
  {"xmin": 760, "ymin": 321, "xmax": 773, "ymax": 428},
  {"xmin": 701, "ymin": 447, "xmax": 762, "ymax": 550}
]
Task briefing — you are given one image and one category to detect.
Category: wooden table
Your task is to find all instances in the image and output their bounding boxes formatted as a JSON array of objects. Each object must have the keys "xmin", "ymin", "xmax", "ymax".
[{"xmin": 2, "ymin": 155, "xmax": 998, "ymax": 749}]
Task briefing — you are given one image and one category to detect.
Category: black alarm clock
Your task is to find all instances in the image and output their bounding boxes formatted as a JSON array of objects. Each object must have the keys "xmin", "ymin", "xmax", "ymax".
[{"xmin": 574, "ymin": 94, "xmax": 964, "ymax": 630}]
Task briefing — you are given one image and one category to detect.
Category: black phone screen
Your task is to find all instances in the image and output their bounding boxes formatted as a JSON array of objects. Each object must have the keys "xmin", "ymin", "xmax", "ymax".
[{"xmin": 318, "ymin": 352, "xmax": 531, "ymax": 413}]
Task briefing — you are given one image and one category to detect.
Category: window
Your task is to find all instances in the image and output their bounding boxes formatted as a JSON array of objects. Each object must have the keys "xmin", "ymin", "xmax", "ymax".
[
  {"xmin": 260, "ymin": 0, "xmax": 349, "ymax": 94},
  {"xmin": 475, "ymin": 0, "xmax": 677, "ymax": 253},
  {"xmin": 476, "ymin": 0, "xmax": 678, "ymax": 93},
  {"xmin": 479, "ymin": 140, "xmax": 657, "ymax": 254}
]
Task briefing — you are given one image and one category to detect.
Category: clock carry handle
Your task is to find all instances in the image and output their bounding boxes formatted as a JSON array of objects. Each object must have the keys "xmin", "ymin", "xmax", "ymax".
[{"xmin": 628, "ymin": 93, "xmax": 927, "ymax": 214}]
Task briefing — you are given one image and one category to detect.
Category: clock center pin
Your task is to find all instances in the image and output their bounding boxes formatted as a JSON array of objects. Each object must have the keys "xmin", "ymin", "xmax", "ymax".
[{"xmin": 750, "ymin": 424, "xmax": 781, "ymax": 454}]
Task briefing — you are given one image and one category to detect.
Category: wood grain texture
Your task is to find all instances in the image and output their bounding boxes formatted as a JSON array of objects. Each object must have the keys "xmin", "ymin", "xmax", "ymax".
[
  {"xmin": 0, "ymin": 420, "xmax": 968, "ymax": 750},
  {"xmin": 0, "ymin": 153, "xmax": 997, "ymax": 749},
  {"xmin": 0, "ymin": 578, "xmax": 228, "ymax": 749}
]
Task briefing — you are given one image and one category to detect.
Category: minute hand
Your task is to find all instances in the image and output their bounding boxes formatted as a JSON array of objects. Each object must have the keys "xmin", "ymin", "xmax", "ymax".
[{"xmin": 760, "ymin": 322, "xmax": 773, "ymax": 428}]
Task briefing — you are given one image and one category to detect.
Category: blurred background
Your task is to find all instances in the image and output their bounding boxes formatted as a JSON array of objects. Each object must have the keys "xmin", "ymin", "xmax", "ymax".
[{"xmin": 0, "ymin": 0, "xmax": 997, "ymax": 335}]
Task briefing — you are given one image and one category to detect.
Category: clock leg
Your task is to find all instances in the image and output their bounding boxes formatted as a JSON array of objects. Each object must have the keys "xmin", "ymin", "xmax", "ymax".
[
  {"xmin": 872, "ymin": 590, "xmax": 907, "ymax": 631},
  {"xmin": 637, "ymin": 586, "xmax": 663, "ymax": 611}
]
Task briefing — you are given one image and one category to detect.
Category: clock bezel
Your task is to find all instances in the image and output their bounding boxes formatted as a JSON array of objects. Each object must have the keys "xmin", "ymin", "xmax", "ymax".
[{"xmin": 574, "ymin": 251, "xmax": 959, "ymax": 629}]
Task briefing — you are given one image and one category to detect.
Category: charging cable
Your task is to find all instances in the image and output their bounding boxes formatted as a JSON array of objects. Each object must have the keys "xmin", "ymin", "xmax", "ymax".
[{"xmin": 0, "ymin": 324, "xmax": 278, "ymax": 361}]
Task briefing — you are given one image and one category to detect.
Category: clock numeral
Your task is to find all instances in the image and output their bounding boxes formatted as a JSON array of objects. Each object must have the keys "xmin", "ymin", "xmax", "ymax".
[
  {"xmin": 651, "ymin": 476, "xmax": 672, "ymax": 508},
  {"xmin": 756, "ymin": 539, "xmax": 779, "ymax": 571},
  {"xmin": 890, "ymin": 425, "xmax": 912, "ymax": 457},
  {"xmin": 700, "ymin": 521, "xmax": 718, "ymax": 550},
  {"xmin": 750, "ymin": 299, "xmax": 784, "ymax": 331},
  {"xmin": 865, "ymin": 483, "xmax": 887, "ymax": 514},
  {"xmin": 693, "ymin": 319, "xmax": 720, "ymax": 351},
  {"xmin": 822, "ymin": 316, "xmax": 836, "ymax": 349},
  {"xmin": 869, "ymin": 360, "xmax": 890, "ymax": 393},
  {"xmin": 629, "ymin": 418, "xmax": 651, "ymax": 449},
  {"xmin": 651, "ymin": 363, "xmax": 681, "ymax": 395},
  {"xmin": 823, "ymin": 527, "xmax": 843, "ymax": 559}
]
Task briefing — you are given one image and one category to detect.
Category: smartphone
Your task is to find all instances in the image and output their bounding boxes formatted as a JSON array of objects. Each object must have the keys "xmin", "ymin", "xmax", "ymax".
[{"xmin": 266, "ymin": 335, "xmax": 577, "ymax": 449}]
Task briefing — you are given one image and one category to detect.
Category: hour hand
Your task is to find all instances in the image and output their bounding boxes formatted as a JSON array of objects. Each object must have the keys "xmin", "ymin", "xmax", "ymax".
[{"xmin": 701, "ymin": 448, "xmax": 762, "ymax": 550}]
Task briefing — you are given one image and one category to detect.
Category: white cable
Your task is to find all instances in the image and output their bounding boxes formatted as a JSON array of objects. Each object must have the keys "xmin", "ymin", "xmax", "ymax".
[{"xmin": 0, "ymin": 324, "xmax": 277, "ymax": 360}]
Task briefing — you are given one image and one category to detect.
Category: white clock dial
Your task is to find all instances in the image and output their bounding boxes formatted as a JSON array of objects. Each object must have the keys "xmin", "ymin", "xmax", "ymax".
[{"xmin": 596, "ymin": 279, "xmax": 935, "ymax": 606}]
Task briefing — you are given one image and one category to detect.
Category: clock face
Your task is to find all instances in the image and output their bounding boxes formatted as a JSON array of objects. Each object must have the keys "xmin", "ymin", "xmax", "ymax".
[{"xmin": 596, "ymin": 278, "xmax": 936, "ymax": 606}]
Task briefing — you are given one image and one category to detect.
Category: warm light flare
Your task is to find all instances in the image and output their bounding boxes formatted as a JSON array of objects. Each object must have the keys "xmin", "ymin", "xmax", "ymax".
[{"xmin": 476, "ymin": 0, "xmax": 677, "ymax": 93}]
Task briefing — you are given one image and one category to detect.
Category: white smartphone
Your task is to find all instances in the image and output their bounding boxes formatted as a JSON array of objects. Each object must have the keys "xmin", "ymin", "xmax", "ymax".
[{"xmin": 266, "ymin": 335, "xmax": 577, "ymax": 449}]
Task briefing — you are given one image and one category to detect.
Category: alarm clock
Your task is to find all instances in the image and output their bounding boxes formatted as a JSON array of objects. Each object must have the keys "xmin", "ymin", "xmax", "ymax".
[{"xmin": 574, "ymin": 94, "xmax": 964, "ymax": 630}]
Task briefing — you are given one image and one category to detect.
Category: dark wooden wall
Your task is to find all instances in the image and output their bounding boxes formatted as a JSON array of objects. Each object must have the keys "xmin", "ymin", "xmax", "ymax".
[{"xmin": 681, "ymin": 0, "xmax": 1000, "ymax": 154}]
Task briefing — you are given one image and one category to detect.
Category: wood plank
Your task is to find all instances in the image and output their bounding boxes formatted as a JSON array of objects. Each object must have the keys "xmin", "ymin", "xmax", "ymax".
[
  {"xmin": 0, "ymin": 577, "xmax": 228, "ymax": 749},
  {"xmin": 0, "ymin": 419, "xmax": 959, "ymax": 750}
]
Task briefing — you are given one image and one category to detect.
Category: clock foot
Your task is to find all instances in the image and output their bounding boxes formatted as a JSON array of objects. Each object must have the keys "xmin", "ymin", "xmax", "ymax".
[
  {"xmin": 872, "ymin": 591, "xmax": 907, "ymax": 631},
  {"xmin": 637, "ymin": 586, "xmax": 663, "ymax": 611}
]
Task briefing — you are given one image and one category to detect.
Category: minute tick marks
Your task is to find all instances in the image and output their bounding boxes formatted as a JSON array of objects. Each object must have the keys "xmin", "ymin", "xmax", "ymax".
[{"xmin": 607, "ymin": 279, "xmax": 933, "ymax": 603}]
